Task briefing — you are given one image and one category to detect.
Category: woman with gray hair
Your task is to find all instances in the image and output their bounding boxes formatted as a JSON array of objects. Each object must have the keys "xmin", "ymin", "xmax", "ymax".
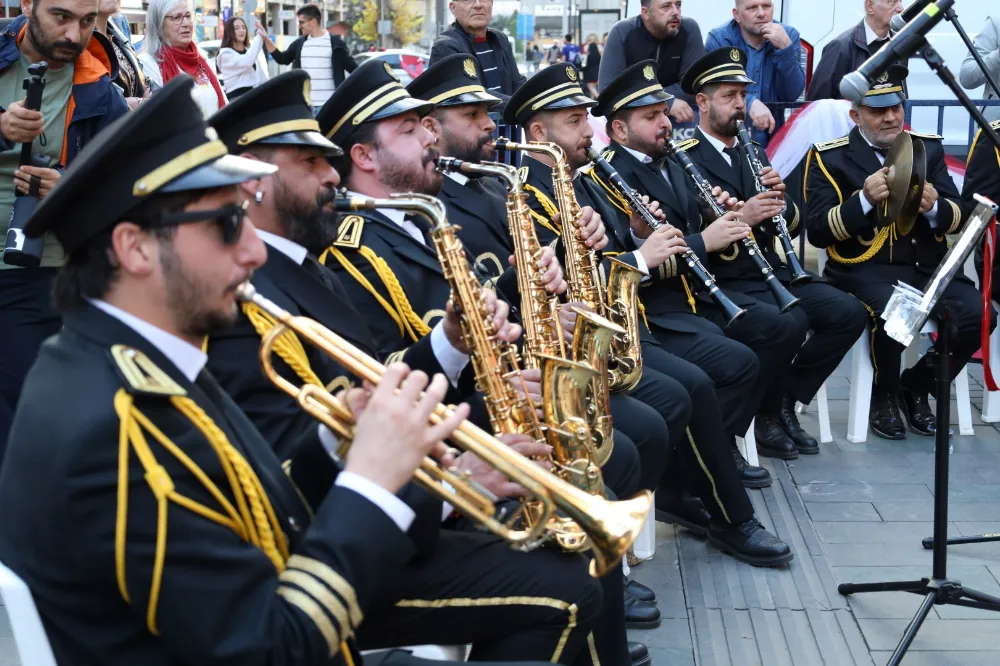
[{"xmin": 138, "ymin": 0, "xmax": 226, "ymax": 116}]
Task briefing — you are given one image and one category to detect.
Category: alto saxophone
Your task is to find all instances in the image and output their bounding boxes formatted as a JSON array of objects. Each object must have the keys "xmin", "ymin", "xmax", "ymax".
[
  {"xmin": 496, "ymin": 138, "xmax": 642, "ymax": 461},
  {"xmin": 338, "ymin": 192, "xmax": 606, "ymax": 551}
]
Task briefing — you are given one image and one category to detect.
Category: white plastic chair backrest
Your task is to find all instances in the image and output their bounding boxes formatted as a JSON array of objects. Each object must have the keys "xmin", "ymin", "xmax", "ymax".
[
  {"xmin": 0, "ymin": 560, "xmax": 57, "ymax": 666},
  {"xmin": 816, "ymin": 246, "xmax": 827, "ymax": 276}
]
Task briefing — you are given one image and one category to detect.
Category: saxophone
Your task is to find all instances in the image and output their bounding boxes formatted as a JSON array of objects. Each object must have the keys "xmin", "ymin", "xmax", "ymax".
[
  {"xmin": 495, "ymin": 138, "xmax": 643, "ymax": 461},
  {"xmin": 340, "ymin": 192, "xmax": 608, "ymax": 550}
]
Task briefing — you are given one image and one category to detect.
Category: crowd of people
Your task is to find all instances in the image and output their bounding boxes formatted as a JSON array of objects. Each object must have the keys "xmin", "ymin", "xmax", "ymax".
[{"xmin": 1, "ymin": 0, "xmax": 1000, "ymax": 665}]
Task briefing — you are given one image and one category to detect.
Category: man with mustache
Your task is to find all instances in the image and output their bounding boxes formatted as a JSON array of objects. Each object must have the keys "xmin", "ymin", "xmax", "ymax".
[
  {"xmin": 317, "ymin": 57, "xmax": 652, "ymax": 666},
  {"xmin": 679, "ymin": 48, "xmax": 867, "ymax": 458},
  {"xmin": 0, "ymin": 0, "xmax": 128, "ymax": 462},
  {"xmin": 598, "ymin": 0, "xmax": 704, "ymax": 123},
  {"xmin": 204, "ymin": 69, "xmax": 606, "ymax": 666},
  {"xmin": 806, "ymin": 65, "xmax": 993, "ymax": 440},
  {"xmin": 508, "ymin": 63, "xmax": 793, "ymax": 569}
]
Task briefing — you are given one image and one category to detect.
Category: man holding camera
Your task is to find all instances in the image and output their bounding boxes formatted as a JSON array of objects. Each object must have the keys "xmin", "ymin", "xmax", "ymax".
[{"xmin": 0, "ymin": 0, "xmax": 128, "ymax": 460}]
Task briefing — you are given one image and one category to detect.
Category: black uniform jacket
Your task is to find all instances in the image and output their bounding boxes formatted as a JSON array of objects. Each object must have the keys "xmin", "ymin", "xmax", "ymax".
[
  {"xmin": 583, "ymin": 141, "xmax": 721, "ymax": 333},
  {"xmin": 961, "ymin": 120, "xmax": 1000, "ymax": 279},
  {"xmin": 680, "ymin": 127, "xmax": 805, "ymax": 292},
  {"xmin": 805, "ymin": 127, "xmax": 967, "ymax": 290},
  {"xmin": 437, "ymin": 174, "xmax": 521, "ymax": 308},
  {"xmin": 0, "ymin": 304, "xmax": 414, "ymax": 665}
]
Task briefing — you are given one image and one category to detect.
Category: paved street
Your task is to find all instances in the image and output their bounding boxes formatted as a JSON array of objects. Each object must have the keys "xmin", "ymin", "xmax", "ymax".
[{"xmin": 2, "ymin": 341, "xmax": 1000, "ymax": 665}]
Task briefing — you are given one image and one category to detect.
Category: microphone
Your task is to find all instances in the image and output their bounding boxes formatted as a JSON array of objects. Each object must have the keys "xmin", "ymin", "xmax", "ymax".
[
  {"xmin": 839, "ymin": 0, "xmax": 952, "ymax": 102},
  {"xmin": 890, "ymin": 0, "xmax": 935, "ymax": 33}
]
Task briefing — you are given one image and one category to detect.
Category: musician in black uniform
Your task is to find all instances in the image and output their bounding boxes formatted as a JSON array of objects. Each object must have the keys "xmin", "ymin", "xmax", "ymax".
[
  {"xmin": 505, "ymin": 64, "xmax": 793, "ymax": 568},
  {"xmin": 962, "ymin": 119, "xmax": 1000, "ymax": 289},
  {"xmin": 0, "ymin": 76, "xmax": 572, "ymax": 666},
  {"xmin": 589, "ymin": 60, "xmax": 771, "ymax": 473},
  {"xmin": 679, "ymin": 48, "xmax": 868, "ymax": 457},
  {"xmin": 806, "ymin": 65, "xmax": 994, "ymax": 440},
  {"xmin": 315, "ymin": 60, "xmax": 653, "ymax": 663}
]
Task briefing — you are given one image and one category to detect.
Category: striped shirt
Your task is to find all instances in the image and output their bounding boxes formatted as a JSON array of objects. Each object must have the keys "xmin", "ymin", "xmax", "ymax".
[
  {"xmin": 301, "ymin": 35, "xmax": 335, "ymax": 106},
  {"xmin": 473, "ymin": 36, "xmax": 502, "ymax": 94}
]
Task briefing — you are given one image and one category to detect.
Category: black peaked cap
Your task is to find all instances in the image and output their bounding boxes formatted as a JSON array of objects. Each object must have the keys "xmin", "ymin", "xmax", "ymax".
[
  {"xmin": 406, "ymin": 54, "xmax": 502, "ymax": 108},
  {"xmin": 680, "ymin": 47, "xmax": 755, "ymax": 95},
  {"xmin": 503, "ymin": 63, "xmax": 594, "ymax": 126},
  {"xmin": 594, "ymin": 59, "xmax": 673, "ymax": 118}
]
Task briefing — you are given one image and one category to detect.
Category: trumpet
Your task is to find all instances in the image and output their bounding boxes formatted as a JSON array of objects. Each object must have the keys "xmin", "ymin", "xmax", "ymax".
[
  {"xmin": 237, "ymin": 288, "xmax": 651, "ymax": 579},
  {"xmin": 734, "ymin": 120, "xmax": 810, "ymax": 286}
]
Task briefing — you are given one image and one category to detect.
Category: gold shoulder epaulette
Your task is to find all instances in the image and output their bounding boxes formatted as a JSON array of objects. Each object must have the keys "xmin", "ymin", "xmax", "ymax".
[
  {"xmin": 601, "ymin": 149, "xmax": 615, "ymax": 161},
  {"xmin": 110, "ymin": 344, "xmax": 186, "ymax": 397},
  {"xmin": 333, "ymin": 214, "xmax": 364, "ymax": 249},
  {"xmin": 676, "ymin": 139, "xmax": 699, "ymax": 152},
  {"xmin": 814, "ymin": 136, "xmax": 849, "ymax": 152},
  {"xmin": 907, "ymin": 130, "xmax": 943, "ymax": 141},
  {"xmin": 517, "ymin": 166, "xmax": 529, "ymax": 183},
  {"xmin": 991, "ymin": 119, "xmax": 1000, "ymax": 131}
]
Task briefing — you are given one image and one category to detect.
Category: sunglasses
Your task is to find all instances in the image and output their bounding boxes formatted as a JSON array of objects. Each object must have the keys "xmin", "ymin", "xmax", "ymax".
[{"xmin": 141, "ymin": 200, "xmax": 249, "ymax": 245}]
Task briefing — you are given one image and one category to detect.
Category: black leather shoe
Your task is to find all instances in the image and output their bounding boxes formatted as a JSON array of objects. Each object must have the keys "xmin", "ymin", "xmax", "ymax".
[
  {"xmin": 654, "ymin": 492, "xmax": 710, "ymax": 536},
  {"xmin": 899, "ymin": 386, "xmax": 936, "ymax": 436},
  {"xmin": 731, "ymin": 444, "xmax": 772, "ymax": 488},
  {"xmin": 754, "ymin": 414, "xmax": 799, "ymax": 460},
  {"xmin": 779, "ymin": 394, "xmax": 820, "ymax": 454},
  {"xmin": 624, "ymin": 576, "xmax": 656, "ymax": 602},
  {"xmin": 707, "ymin": 518, "xmax": 794, "ymax": 567},
  {"xmin": 624, "ymin": 589, "xmax": 661, "ymax": 628},
  {"xmin": 870, "ymin": 389, "xmax": 906, "ymax": 440},
  {"xmin": 629, "ymin": 641, "xmax": 651, "ymax": 666}
]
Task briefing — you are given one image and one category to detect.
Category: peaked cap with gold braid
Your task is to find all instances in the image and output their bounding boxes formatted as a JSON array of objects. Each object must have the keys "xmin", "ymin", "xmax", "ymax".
[
  {"xmin": 680, "ymin": 47, "xmax": 755, "ymax": 95},
  {"xmin": 594, "ymin": 59, "xmax": 673, "ymax": 119},
  {"xmin": 406, "ymin": 54, "xmax": 502, "ymax": 109},
  {"xmin": 502, "ymin": 62, "xmax": 595, "ymax": 126}
]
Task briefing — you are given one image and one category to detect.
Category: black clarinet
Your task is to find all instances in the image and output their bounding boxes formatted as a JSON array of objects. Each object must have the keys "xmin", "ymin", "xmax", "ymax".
[
  {"xmin": 734, "ymin": 120, "xmax": 810, "ymax": 286},
  {"xmin": 585, "ymin": 146, "xmax": 746, "ymax": 328},
  {"xmin": 664, "ymin": 138, "xmax": 800, "ymax": 313}
]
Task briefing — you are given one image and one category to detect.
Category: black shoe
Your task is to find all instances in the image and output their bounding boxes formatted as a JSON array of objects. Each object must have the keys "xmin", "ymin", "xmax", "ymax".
[
  {"xmin": 654, "ymin": 492, "xmax": 710, "ymax": 536},
  {"xmin": 624, "ymin": 576, "xmax": 656, "ymax": 602},
  {"xmin": 629, "ymin": 642, "xmax": 651, "ymax": 666},
  {"xmin": 899, "ymin": 386, "xmax": 936, "ymax": 436},
  {"xmin": 707, "ymin": 518, "xmax": 794, "ymax": 567},
  {"xmin": 731, "ymin": 444, "xmax": 772, "ymax": 488},
  {"xmin": 779, "ymin": 394, "xmax": 820, "ymax": 454},
  {"xmin": 870, "ymin": 389, "xmax": 906, "ymax": 440},
  {"xmin": 754, "ymin": 413, "xmax": 799, "ymax": 460},
  {"xmin": 624, "ymin": 589, "xmax": 661, "ymax": 628}
]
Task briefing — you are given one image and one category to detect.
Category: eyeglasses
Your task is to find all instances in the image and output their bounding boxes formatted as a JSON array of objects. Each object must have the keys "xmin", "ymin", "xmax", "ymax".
[
  {"xmin": 452, "ymin": 0, "xmax": 492, "ymax": 6},
  {"xmin": 141, "ymin": 201, "xmax": 249, "ymax": 245},
  {"xmin": 165, "ymin": 11, "xmax": 194, "ymax": 25}
]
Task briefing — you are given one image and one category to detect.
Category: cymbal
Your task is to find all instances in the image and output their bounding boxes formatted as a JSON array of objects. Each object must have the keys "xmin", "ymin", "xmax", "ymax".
[{"xmin": 877, "ymin": 131, "xmax": 927, "ymax": 236}]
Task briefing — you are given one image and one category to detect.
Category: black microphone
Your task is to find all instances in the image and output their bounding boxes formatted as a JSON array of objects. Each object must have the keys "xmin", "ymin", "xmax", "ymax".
[
  {"xmin": 839, "ymin": 0, "xmax": 953, "ymax": 103},
  {"xmin": 890, "ymin": 0, "xmax": 935, "ymax": 33}
]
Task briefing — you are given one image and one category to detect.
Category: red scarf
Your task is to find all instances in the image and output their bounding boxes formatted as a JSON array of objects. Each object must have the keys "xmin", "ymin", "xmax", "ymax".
[{"xmin": 158, "ymin": 42, "xmax": 226, "ymax": 109}]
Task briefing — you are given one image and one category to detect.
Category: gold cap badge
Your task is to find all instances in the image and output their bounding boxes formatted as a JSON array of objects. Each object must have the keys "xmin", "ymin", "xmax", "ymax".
[
  {"xmin": 303, "ymin": 79, "xmax": 312, "ymax": 107},
  {"xmin": 876, "ymin": 71, "xmax": 890, "ymax": 83},
  {"xmin": 463, "ymin": 58, "xmax": 477, "ymax": 78},
  {"xmin": 566, "ymin": 65, "xmax": 578, "ymax": 81},
  {"xmin": 384, "ymin": 61, "xmax": 397, "ymax": 80},
  {"xmin": 730, "ymin": 48, "xmax": 740, "ymax": 62},
  {"xmin": 642, "ymin": 64, "xmax": 655, "ymax": 81}
]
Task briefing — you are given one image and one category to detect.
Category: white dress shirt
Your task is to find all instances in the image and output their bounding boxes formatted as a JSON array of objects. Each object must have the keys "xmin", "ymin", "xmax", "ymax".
[
  {"xmin": 863, "ymin": 17, "xmax": 891, "ymax": 46},
  {"xmin": 446, "ymin": 171, "xmax": 470, "ymax": 186},
  {"xmin": 699, "ymin": 130, "xmax": 736, "ymax": 166},
  {"xmin": 88, "ymin": 296, "xmax": 416, "ymax": 532},
  {"xmin": 855, "ymin": 134, "xmax": 940, "ymax": 226}
]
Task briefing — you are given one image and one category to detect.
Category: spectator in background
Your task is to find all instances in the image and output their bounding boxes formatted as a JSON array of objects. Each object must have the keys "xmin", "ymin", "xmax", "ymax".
[
  {"xmin": 525, "ymin": 42, "xmax": 538, "ymax": 73},
  {"xmin": 217, "ymin": 16, "xmax": 269, "ymax": 100},
  {"xmin": 328, "ymin": 20, "xmax": 351, "ymax": 39},
  {"xmin": 807, "ymin": 0, "xmax": 903, "ymax": 100},
  {"xmin": 960, "ymin": 16, "xmax": 1000, "ymax": 123},
  {"xmin": 599, "ymin": 0, "xmax": 705, "ymax": 123},
  {"xmin": 110, "ymin": 3, "xmax": 132, "ymax": 42},
  {"xmin": 261, "ymin": 4, "xmax": 357, "ymax": 113},
  {"xmin": 547, "ymin": 42, "xmax": 560, "ymax": 66},
  {"xmin": 705, "ymin": 0, "xmax": 804, "ymax": 146},
  {"xmin": 139, "ymin": 0, "xmax": 227, "ymax": 116},
  {"xmin": 583, "ymin": 33, "xmax": 601, "ymax": 98},
  {"xmin": 97, "ymin": 0, "xmax": 149, "ymax": 109},
  {"xmin": 429, "ymin": 0, "xmax": 526, "ymax": 102},
  {"xmin": 561, "ymin": 33, "xmax": 581, "ymax": 66}
]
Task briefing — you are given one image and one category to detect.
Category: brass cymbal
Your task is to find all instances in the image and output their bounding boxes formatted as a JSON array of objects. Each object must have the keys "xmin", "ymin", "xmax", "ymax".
[{"xmin": 877, "ymin": 131, "xmax": 927, "ymax": 236}]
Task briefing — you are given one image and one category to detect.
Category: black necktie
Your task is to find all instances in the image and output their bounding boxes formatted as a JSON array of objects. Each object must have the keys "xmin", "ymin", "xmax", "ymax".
[
  {"xmin": 872, "ymin": 146, "xmax": 889, "ymax": 159},
  {"xmin": 467, "ymin": 177, "xmax": 487, "ymax": 195},
  {"xmin": 405, "ymin": 213, "xmax": 433, "ymax": 247},
  {"xmin": 724, "ymin": 146, "xmax": 744, "ymax": 179},
  {"xmin": 869, "ymin": 37, "xmax": 889, "ymax": 53}
]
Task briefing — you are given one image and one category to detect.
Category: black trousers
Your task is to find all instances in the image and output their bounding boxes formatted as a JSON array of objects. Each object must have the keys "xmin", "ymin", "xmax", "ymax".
[
  {"xmin": 849, "ymin": 276, "xmax": 996, "ymax": 394},
  {"xmin": 734, "ymin": 280, "xmax": 869, "ymax": 410},
  {"xmin": 0, "ymin": 268, "xmax": 60, "ymax": 462},
  {"xmin": 649, "ymin": 313, "xmax": 760, "ymax": 437},
  {"xmin": 357, "ymin": 530, "xmax": 608, "ymax": 665},
  {"xmin": 638, "ymin": 343, "xmax": 754, "ymax": 525},
  {"xmin": 608, "ymin": 394, "xmax": 668, "ymax": 496},
  {"xmin": 703, "ymin": 285, "xmax": 807, "ymax": 415}
]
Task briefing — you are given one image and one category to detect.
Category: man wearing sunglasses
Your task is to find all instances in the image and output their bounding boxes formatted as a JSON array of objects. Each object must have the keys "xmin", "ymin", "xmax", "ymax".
[
  {"xmin": 0, "ymin": 74, "xmax": 523, "ymax": 666},
  {"xmin": 203, "ymin": 69, "xmax": 605, "ymax": 666}
]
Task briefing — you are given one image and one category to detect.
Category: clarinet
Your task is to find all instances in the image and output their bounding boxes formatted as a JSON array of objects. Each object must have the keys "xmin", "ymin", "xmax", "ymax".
[
  {"xmin": 663, "ymin": 138, "xmax": 800, "ymax": 313},
  {"xmin": 734, "ymin": 120, "xmax": 810, "ymax": 286},
  {"xmin": 585, "ymin": 146, "xmax": 746, "ymax": 328}
]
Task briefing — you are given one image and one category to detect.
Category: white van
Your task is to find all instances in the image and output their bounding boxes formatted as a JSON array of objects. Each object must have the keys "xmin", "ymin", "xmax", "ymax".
[{"xmin": 623, "ymin": 0, "xmax": 994, "ymax": 147}]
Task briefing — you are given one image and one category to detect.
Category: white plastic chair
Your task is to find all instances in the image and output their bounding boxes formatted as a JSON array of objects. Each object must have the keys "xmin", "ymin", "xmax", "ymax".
[
  {"xmin": 632, "ymin": 491, "xmax": 656, "ymax": 561},
  {"xmin": 0, "ymin": 560, "xmax": 57, "ymax": 666},
  {"xmin": 735, "ymin": 418, "xmax": 759, "ymax": 466},
  {"xmin": 365, "ymin": 645, "xmax": 470, "ymax": 661},
  {"xmin": 962, "ymin": 254, "xmax": 1000, "ymax": 423},
  {"xmin": 794, "ymin": 332, "xmax": 834, "ymax": 444}
]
